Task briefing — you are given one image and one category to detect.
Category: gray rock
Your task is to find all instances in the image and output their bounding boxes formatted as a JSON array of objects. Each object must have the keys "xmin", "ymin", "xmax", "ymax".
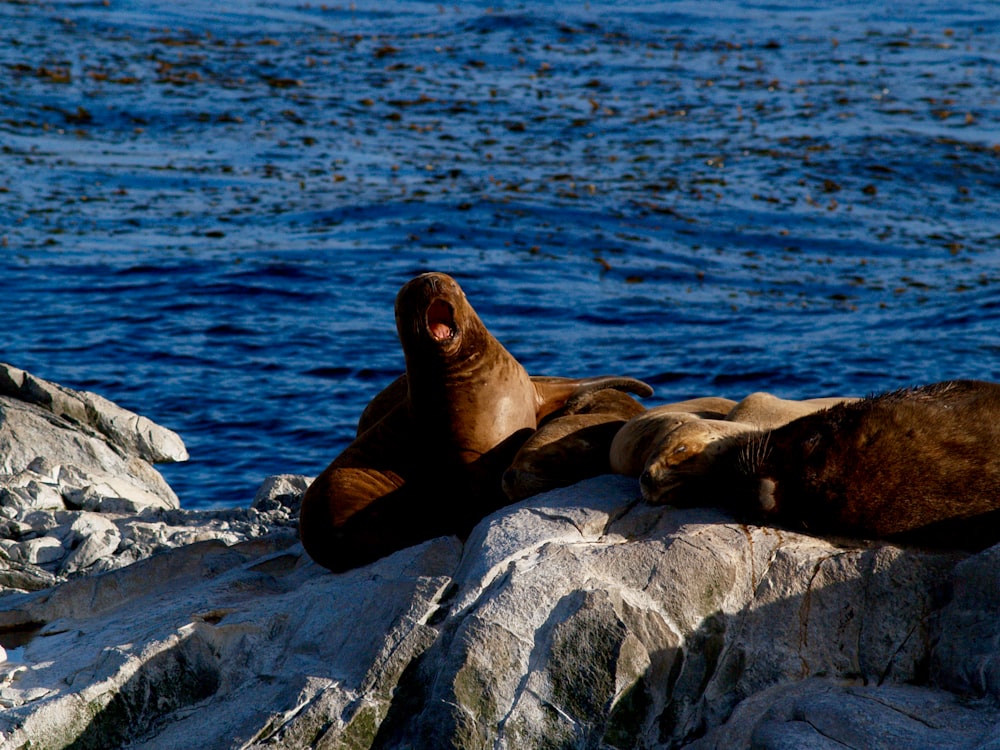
[
  {"xmin": 251, "ymin": 473, "xmax": 310, "ymax": 518},
  {"xmin": 931, "ymin": 543, "xmax": 1000, "ymax": 699},
  {"xmin": 0, "ymin": 474, "xmax": 305, "ymax": 584},
  {"xmin": 0, "ymin": 474, "xmax": 997, "ymax": 750},
  {"xmin": 0, "ymin": 363, "xmax": 187, "ymax": 464},
  {"xmin": 58, "ymin": 513, "xmax": 122, "ymax": 576},
  {"xmin": 16, "ymin": 537, "xmax": 65, "ymax": 566},
  {"xmin": 0, "ymin": 399, "xmax": 180, "ymax": 512},
  {"xmin": 690, "ymin": 679, "xmax": 1000, "ymax": 750},
  {"xmin": 0, "ymin": 363, "xmax": 188, "ymax": 517},
  {"xmin": 0, "ymin": 533, "xmax": 459, "ymax": 749}
]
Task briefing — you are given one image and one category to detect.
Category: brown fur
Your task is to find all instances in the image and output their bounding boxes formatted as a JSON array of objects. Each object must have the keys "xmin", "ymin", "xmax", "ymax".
[
  {"xmin": 640, "ymin": 419, "xmax": 756, "ymax": 504},
  {"xmin": 502, "ymin": 390, "xmax": 646, "ymax": 501},
  {"xmin": 714, "ymin": 380, "xmax": 1000, "ymax": 546},
  {"xmin": 299, "ymin": 272, "xmax": 652, "ymax": 571}
]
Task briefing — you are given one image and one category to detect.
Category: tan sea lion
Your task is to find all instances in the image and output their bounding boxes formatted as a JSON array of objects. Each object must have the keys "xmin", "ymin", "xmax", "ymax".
[
  {"xmin": 299, "ymin": 272, "xmax": 653, "ymax": 572},
  {"xmin": 609, "ymin": 397, "xmax": 737, "ymax": 477},
  {"xmin": 725, "ymin": 392, "xmax": 857, "ymax": 430},
  {"xmin": 709, "ymin": 380, "xmax": 1000, "ymax": 548},
  {"xmin": 502, "ymin": 389, "xmax": 646, "ymax": 501},
  {"xmin": 639, "ymin": 418, "xmax": 756, "ymax": 504}
]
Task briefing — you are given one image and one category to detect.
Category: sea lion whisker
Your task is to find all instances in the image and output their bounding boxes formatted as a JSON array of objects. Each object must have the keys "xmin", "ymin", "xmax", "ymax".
[{"xmin": 738, "ymin": 431, "xmax": 770, "ymax": 476}]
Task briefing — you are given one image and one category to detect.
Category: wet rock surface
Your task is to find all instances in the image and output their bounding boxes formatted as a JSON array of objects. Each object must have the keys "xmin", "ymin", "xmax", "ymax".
[{"xmin": 1, "ymin": 366, "xmax": 999, "ymax": 749}]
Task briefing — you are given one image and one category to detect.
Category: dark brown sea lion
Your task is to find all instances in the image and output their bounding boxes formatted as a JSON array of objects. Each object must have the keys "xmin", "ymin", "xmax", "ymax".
[
  {"xmin": 707, "ymin": 380, "xmax": 1000, "ymax": 547},
  {"xmin": 502, "ymin": 389, "xmax": 646, "ymax": 501},
  {"xmin": 300, "ymin": 272, "xmax": 653, "ymax": 571}
]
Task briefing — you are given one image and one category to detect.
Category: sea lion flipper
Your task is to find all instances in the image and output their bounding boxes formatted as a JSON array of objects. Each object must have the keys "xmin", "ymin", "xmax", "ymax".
[
  {"xmin": 356, "ymin": 374, "xmax": 408, "ymax": 436},
  {"xmin": 301, "ymin": 403, "xmax": 416, "ymax": 570},
  {"xmin": 532, "ymin": 375, "xmax": 653, "ymax": 422},
  {"xmin": 299, "ymin": 465, "xmax": 409, "ymax": 571}
]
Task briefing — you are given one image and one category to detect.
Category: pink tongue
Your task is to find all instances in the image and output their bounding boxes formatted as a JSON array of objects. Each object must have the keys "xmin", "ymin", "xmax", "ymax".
[{"xmin": 430, "ymin": 323, "xmax": 452, "ymax": 340}]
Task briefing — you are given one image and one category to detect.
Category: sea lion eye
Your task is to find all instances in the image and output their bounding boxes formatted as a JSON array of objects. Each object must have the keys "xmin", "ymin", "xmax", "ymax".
[
  {"xmin": 673, "ymin": 445, "xmax": 687, "ymax": 454},
  {"xmin": 802, "ymin": 432, "xmax": 822, "ymax": 455}
]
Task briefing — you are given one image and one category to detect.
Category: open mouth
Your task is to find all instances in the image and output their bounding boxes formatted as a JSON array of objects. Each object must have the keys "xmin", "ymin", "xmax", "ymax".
[{"xmin": 426, "ymin": 299, "xmax": 456, "ymax": 341}]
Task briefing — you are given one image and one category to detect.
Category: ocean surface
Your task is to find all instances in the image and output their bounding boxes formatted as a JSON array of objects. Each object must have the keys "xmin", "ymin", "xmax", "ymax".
[{"xmin": 2, "ymin": 0, "xmax": 998, "ymax": 509}]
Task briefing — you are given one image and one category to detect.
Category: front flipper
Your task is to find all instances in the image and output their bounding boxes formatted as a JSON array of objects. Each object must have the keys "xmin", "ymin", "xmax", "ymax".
[
  {"xmin": 300, "ymin": 403, "xmax": 417, "ymax": 571},
  {"xmin": 531, "ymin": 375, "xmax": 653, "ymax": 423},
  {"xmin": 300, "ymin": 466, "xmax": 410, "ymax": 571}
]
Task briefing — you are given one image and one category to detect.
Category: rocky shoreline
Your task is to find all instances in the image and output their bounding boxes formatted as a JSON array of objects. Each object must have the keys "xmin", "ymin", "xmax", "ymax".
[
  {"xmin": 0, "ymin": 363, "xmax": 301, "ymax": 590},
  {"xmin": 1, "ymin": 363, "xmax": 998, "ymax": 749}
]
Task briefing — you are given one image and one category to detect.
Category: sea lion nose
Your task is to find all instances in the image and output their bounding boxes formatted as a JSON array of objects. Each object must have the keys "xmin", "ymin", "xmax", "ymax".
[
  {"xmin": 758, "ymin": 477, "xmax": 777, "ymax": 512},
  {"xmin": 639, "ymin": 470, "xmax": 653, "ymax": 494}
]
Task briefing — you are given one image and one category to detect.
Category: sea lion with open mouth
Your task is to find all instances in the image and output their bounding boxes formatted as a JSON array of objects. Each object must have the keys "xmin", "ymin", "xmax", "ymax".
[{"xmin": 300, "ymin": 272, "xmax": 653, "ymax": 572}]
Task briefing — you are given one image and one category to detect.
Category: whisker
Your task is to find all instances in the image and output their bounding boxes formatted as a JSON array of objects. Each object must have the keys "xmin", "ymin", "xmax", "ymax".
[{"xmin": 738, "ymin": 430, "xmax": 771, "ymax": 476}]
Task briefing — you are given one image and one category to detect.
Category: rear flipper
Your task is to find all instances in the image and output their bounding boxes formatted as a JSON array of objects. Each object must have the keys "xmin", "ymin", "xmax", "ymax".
[{"xmin": 532, "ymin": 375, "xmax": 653, "ymax": 422}]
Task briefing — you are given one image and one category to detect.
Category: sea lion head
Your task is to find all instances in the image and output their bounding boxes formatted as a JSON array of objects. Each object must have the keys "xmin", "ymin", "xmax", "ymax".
[
  {"xmin": 732, "ymin": 422, "xmax": 832, "ymax": 529},
  {"xmin": 639, "ymin": 419, "xmax": 755, "ymax": 505},
  {"xmin": 394, "ymin": 272, "xmax": 492, "ymax": 364}
]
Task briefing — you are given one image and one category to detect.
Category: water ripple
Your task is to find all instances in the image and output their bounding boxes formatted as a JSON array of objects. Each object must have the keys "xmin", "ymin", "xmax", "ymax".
[{"xmin": 2, "ymin": 0, "xmax": 998, "ymax": 507}]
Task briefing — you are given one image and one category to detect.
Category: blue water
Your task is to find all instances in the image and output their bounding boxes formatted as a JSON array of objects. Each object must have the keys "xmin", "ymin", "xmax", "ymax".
[{"xmin": 2, "ymin": 1, "xmax": 999, "ymax": 508}]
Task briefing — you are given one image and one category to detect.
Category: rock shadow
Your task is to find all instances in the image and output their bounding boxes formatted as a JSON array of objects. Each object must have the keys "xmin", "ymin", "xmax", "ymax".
[
  {"xmin": 65, "ymin": 632, "xmax": 221, "ymax": 750},
  {"xmin": 371, "ymin": 496, "xmax": 992, "ymax": 749}
]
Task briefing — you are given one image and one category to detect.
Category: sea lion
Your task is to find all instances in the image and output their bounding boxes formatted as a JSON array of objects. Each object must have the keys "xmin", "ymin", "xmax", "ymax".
[
  {"xmin": 609, "ymin": 397, "xmax": 737, "ymax": 477},
  {"xmin": 299, "ymin": 272, "xmax": 653, "ymax": 571},
  {"xmin": 629, "ymin": 393, "xmax": 859, "ymax": 504},
  {"xmin": 639, "ymin": 418, "xmax": 756, "ymax": 504},
  {"xmin": 502, "ymin": 389, "xmax": 646, "ymax": 501},
  {"xmin": 710, "ymin": 380, "xmax": 1000, "ymax": 547},
  {"xmin": 725, "ymin": 392, "xmax": 857, "ymax": 430}
]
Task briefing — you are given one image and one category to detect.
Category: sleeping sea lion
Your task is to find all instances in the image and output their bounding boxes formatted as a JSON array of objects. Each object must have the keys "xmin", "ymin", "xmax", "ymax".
[
  {"xmin": 710, "ymin": 380, "xmax": 1000, "ymax": 548},
  {"xmin": 725, "ymin": 392, "xmax": 857, "ymax": 430},
  {"xmin": 502, "ymin": 389, "xmax": 646, "ymax": 501},
  {"xmin": 299, "ymin": 272, "xmax": 653, "ymax": 571},
  {"xmin": 637, "ymin": 393, "xmax": 859, "ymax": 504},
  {"xmin": 609, "ymin": 397, "xmax": 737, "ymax": 477},
  {"xmin": 639, "ymin": 418, "xmax": 756, "ymax": 504}
]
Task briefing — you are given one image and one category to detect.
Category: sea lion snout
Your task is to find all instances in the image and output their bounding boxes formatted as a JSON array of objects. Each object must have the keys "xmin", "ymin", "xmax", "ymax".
[
  {"xmin": 758, "ymin": 477, "xmax": 777, "ymax": 512},
  {"xmin": 395, "ymin": 272, "xmax": 470, "ymax": 352},
  {"xmin": 639, "ymin": 468, "xmax": 655, "ymax": 500},
  {"xmin": 640, "ymin": 465, "xmax": 677, "ymax": 504}
]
